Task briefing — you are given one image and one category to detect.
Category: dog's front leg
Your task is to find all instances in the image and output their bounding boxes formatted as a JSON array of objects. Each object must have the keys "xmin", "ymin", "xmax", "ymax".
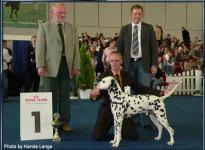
[
  {"xmin": 110, "ymin": 116, "xmax": 117, "ymax": 145},
  {"xmin": 111, "ymin": 117, "xmax": 123, "ymax": 148}
]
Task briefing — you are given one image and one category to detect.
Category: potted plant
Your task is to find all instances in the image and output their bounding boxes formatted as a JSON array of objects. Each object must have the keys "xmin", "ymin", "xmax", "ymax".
[{"xmin": 76, "ymin": 43, "xmax": 95, "ymax": 99}]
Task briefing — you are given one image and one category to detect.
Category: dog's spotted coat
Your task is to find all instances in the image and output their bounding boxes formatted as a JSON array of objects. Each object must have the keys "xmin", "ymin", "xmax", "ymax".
[{"xmin": 97, "ymin": 76, "xmax": 182, "ymax": 147}]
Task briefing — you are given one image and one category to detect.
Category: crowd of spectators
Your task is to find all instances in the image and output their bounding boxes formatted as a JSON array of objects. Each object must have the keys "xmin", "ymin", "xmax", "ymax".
[{"xmin": 78, "ymin": 28, "xmax": 203, "ymax": 79}]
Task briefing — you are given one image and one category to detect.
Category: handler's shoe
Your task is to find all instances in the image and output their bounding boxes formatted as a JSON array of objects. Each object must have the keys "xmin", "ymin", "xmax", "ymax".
[{"xmin": 62, "ymin": 124, "xmax": 73, "ymax": 132}]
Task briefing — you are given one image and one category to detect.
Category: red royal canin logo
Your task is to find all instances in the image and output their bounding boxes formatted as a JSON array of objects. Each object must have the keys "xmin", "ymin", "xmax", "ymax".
[{"xmin": 25, "ymin": 95, "xmax": 48, "ymax": 102}]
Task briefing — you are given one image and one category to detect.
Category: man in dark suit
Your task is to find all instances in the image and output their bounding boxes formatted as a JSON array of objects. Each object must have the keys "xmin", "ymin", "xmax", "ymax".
[
  {"xmin": 24, "ymin": 35, "xmax": 40, "ymax": 92},
  {"xmin": 117, "ymin": 4, "xmax": 158, "ymax": 129},
  {"xmin": 91, "ymin": 51, "xmax": 167, "ymax": 141}
]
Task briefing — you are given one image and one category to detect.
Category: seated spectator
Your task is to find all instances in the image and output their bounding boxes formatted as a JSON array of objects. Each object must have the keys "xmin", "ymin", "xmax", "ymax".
[
  {"xmin": 192, "ymin": 44, "xmax": 202, "ymax": 60},
  {"xmin": 175, "ymin": 46, "xmax": 183, "ymax": 63},
  {"xmin": 90, "ymin": 40, "xmax": 98, "ymax": 53},
  {"xmin": 171, "ymin": 36, "xmax": 179, "ymax": 49},
  {"xmin": 191, "ymin": 44, "xmax": 203, "ymax": 70},
  {"xmin": 166, "ymin": 50, "xmax": 176, "ymax": 75},
  {"xmin": 96, "ymin": 39, "xmax": 104, "ymax": 50},
  {"xmin": 165, "ymin": 34, "xmax": 171, "ymax": 47},
  {"xmin": 183, "ymin": 60, "xmax": 191, "ymax": 71},
  {"xmin": 193, "ymin": 36, "xmax": 199, "ymax": 45},
  {"xmin": 158, "ymin": 44, "xmax": 165, "ymax": 57},
  {"xmin": 151, "ymin": 66, "xmax": 164, "ymax": 89},
  {"xmin": 182, "ymin": 44, "xmax": 192, "ymax": 71},
  {"xmin": 162, "ymin": 47, "xmax": 176, "ymax": 75},
  {"xmin": 181, "ymin": 45, "xmax": 190, "ymax": 62},
  {"xmin": 89, "ymin": 40, "xmax": 98, "ymax": 66},
  {"xmin": 188, "ymin": 42, "xmax": 196, "ymax": 59},
  {"xmin": 161, "ymin": 47, "xmax": 170, "ymax": 71}
]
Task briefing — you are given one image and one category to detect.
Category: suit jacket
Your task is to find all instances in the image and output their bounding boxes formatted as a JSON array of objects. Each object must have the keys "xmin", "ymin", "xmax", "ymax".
[
  {"xmin": 117, "ymin": 22, "xmax": 158, "ymax": 73},
  {"xmin": 96, "ymin": 70, "xmax": 161, "ymax": 106},
  {"xmin": 35, "ymin": 21, "xmax": 80, "ymax": 77}
]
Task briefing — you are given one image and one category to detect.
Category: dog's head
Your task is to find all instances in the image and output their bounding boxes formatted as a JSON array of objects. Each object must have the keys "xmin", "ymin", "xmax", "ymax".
[{"xmin": 97, "ymin": 76, "xmax": 118, "ymax": 91}]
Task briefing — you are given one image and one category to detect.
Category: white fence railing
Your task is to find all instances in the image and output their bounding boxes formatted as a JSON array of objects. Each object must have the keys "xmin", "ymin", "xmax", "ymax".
[{"xmin": 157, "ymin": 69, "xmax": 203, "ymax": 95}]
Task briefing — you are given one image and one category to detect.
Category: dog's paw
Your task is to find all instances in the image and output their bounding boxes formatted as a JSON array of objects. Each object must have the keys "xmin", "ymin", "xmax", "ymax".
[
  {"xmin": 154, "ymin": 136, "xmax": 161, "ymax": 141},
  {"xmin": 110, "ymin": 140, "xmax": 115, "ymax": 144},
  {"xmin": 112, "ymin": 143, "xmax": 119, "ymax": 148},
  {"xmin": 167, "ymin": 141, "xmax": 174, "ymax": 145}
]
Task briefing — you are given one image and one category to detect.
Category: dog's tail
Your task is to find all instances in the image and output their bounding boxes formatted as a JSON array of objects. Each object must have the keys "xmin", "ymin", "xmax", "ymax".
[{"xmin": 161, "ymin": 80, "xmax": 182, "ymax": 99}]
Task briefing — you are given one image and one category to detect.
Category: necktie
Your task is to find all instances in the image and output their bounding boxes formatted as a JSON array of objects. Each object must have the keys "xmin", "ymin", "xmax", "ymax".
[
  {"xmin": 132, "ymin": 25, "xmax": 139, "ymax": 56},
  {"xmin": 58, "ymin": 24, "xmax": 65, "ymax": 55},
  {"xmin": 114, "ymin": 74, "xmax": 123, "ymax": 90}
]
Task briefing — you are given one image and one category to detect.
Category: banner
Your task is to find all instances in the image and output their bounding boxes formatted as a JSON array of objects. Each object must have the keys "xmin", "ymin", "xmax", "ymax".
[{"xmin": 3, "ymin": 2, "xmax": 47, "ymax": 28}]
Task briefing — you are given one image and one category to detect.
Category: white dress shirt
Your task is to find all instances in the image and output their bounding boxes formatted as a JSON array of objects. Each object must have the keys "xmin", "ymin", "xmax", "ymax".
[{"xmin": 131, "ymin": 22, "xmax": 142, "ymax": 59}]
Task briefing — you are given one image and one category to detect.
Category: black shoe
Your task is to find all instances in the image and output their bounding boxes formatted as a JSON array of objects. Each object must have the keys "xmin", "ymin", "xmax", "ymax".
[
  {"xmin": 144, "ymin": 124, "xmax": 154, "ymax": 131},
  {"xmin": 61, "ymin": 124, "xmax": 73, "ymax": 132}
]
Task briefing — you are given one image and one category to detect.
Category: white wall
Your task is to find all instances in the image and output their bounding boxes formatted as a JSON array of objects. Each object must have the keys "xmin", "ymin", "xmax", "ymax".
[{"xmin": 4, "ymin": 2, "xmax": 203, "ymax": 41}]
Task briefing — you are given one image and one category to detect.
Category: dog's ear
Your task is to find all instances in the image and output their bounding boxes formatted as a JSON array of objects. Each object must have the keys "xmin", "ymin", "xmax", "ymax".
[
  {"xmin": 96, "ymin": 74, "xmax": 102, "ymax": 83},
  {"xmin": 111, "ymin": 79, "xmax": 115, "ymax": 86},
  {"xmin": 95, "ymin": 79, "xmax": 100, "ymax": 86},
  {"xmin": 110, "ymin": 79, "xmax": 117, "ymax": 88},
  {"xmin": 95, "ymin": 74, "xmax": 103, "ymax": 86},
  {"xmin": 109, "ymin": 78, "xmax": 118, "ymax": 92},
  {"xmin": 108, "ymin": 79, "xmax": 115, "ymax": 91}
]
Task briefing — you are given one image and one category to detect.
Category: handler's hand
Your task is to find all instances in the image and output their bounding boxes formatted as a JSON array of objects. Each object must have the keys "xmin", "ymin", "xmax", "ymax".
[
  {"xmin": 38, "ymin": 67, "xmax": 46, "ymax": 76},
  {"xmin": 72, "ymin": 66, "xmax": 80, "ymax": 76},
  {"xmin": 90, "ymin": 88, "xmax": 100, "ymax": 100}
]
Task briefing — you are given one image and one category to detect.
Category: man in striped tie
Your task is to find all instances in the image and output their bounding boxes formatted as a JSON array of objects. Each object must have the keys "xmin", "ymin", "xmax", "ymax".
[{"xmin": 117, "ymin": 4, "xmax": 158, "ymax": 131}]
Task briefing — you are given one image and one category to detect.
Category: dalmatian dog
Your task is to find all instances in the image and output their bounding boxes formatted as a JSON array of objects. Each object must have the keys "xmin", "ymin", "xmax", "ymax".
[{"xmin": 97, "ymin": 76, "xmax": 182, "ymax": 148}]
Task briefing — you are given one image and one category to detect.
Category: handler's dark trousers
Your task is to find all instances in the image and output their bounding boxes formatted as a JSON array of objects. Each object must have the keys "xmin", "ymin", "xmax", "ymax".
[{"xmin": 92, "ymin": 100, "xmax": 139, "ymax": 141}]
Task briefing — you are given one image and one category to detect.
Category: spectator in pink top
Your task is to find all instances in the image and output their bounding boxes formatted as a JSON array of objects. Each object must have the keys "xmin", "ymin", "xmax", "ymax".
[{"xmin": 102, "ymin": 39, "xmax": 117, "ymax": 70}]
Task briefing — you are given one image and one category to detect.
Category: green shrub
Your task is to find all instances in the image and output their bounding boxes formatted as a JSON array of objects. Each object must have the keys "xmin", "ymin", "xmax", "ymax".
[{"xmin": 76, "ymin": 43, "xmax": 95, "ymax": 90}]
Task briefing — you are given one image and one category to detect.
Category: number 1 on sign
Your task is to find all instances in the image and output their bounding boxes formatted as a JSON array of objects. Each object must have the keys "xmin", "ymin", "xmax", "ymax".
[{"xmin": 31, "ymin": 111, "xmax": 41, "ymax": 133}]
